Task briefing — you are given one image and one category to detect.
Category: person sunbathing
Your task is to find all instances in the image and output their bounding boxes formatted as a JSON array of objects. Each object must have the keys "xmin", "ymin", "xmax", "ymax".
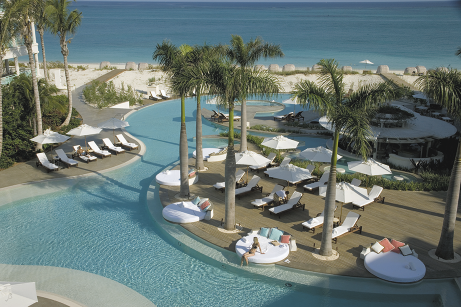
[{"xmin": 241, "ymin": 237, "xmax": 264, "ymax": 266}]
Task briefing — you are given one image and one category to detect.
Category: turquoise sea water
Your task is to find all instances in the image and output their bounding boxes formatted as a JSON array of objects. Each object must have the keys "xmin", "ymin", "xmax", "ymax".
[{"xmin": 41, "ymin": 1, "xmax": 461, "ymax": 70}]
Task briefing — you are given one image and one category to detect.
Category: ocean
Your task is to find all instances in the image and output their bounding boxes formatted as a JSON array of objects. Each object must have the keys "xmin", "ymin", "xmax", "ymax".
[{"xmin": 40, "ymin": 1, "xmax": 461, "ymax": 70}]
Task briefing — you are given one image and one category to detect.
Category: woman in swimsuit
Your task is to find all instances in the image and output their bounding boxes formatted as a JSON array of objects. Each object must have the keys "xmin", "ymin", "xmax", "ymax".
[{"xmin": 241, "ymin": 237, "xmax": 264, "ymax": 266}]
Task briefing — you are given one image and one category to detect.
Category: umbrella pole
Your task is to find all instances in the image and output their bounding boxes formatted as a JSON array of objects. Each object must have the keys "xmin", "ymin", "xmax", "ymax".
[
  {"xmin": 246, "ymin": 166, "xmax": 249, "ymax": 184},
  {"xmin": 340, "ymin": 202, "xmax": 343, "ymax": 223}
]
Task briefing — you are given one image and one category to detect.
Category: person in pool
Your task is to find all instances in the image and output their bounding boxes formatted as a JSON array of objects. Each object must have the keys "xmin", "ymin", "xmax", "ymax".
[{"xmin": 241, "ymin": 237, "xmax": 264, "ymax": 266}]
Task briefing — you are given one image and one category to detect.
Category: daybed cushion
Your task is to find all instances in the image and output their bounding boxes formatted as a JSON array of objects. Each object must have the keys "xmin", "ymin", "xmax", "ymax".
[
  {"xmin": 192, "ymin": 196, "xmax": 201, "ymax": 206},
  {"xmin": 268, "ymin": 228, "xmax": 283, "ymax": 241},
  {"xmin": 379, "ymin": 238, "xmax": 395, "ymax": 253},
  {"xmin": 371, "ymin": 241, "xmax": 385, "ymax": 254},
  {"xmin": 235, "ymin": 234, "xmax": 290, "ymax": 264},
  {"xmin": 280, "ymin": 235, "xmax": 290, "ymax": 244},
  {"xmin": 399, "ymin": 245, "xmax": 413, "ymax": 256},
  {"xmin": 162, "ymin": 201, "xmax": 206, "ymax": 223},
  {"xmin": 259, "ymin": 227, "xmax": 269, "ymax": 237},
  {"xmin": 391, "ymin": 239, "xmax": 405, "ymax": 253}
]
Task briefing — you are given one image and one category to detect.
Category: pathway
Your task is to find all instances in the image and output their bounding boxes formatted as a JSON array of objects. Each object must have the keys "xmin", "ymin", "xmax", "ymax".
[{"xmin": 381, "ymin": 73, "xmax": 419, "ymax": 91}]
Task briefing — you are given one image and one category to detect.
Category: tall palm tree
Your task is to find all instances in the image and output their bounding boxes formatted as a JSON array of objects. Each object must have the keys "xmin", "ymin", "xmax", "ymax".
[
  {"xmin": 416, "ymin": 69, "xmax": 461, "ymax": 260},
  {"xmin": 226, "ymin": 35, "xmax": 284, "ymax": 152},
  {"xmin": 45, "ymin": 0, "xmax": 82, "ymax": 127},
  {"xmin": 292, "ymin": 59, "xmax": 399, "ymax": 256},
  {"xmin": 153, "ymin": 41, "xmax": 193, "ymax": 198},
  {"xmin": 0, "ymin": 0, "xmax": 26, "ymax": 157},
  {"xmin": 34, "ymin": 0, "xmax": 50, "ymax": 82}
]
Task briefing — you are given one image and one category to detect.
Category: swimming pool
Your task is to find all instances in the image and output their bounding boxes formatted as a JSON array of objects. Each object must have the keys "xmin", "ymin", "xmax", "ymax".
[{"xmin": 0, "ymin": 98, "xmax": 457, "ymax": 306}]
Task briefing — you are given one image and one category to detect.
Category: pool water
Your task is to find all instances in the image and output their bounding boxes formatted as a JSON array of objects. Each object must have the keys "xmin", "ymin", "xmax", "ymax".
[{"xmin": 0, "ymin": 98, "xmax": 454, "ymax": 306}]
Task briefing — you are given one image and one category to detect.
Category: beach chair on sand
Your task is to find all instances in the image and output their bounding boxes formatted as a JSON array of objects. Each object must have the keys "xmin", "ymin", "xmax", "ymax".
[
  {"xmin": 116, "ymin": 134, "xmax": 138, "ymax": 150},
  {"xmin": 289, "ymin": 111, "xmax": 305, "ymax": 122},
  {"xmin": 268, "ymin": 191, "xmax": 304, "ymax": 218},
  {"xmin": 160, "ymin": 89, "xmax": 171, "ymax": 99},
  {"xmin": 273, "ymin": 112, "xmax": 293, "ymax": 121},
  {"xmin": 102, "ymin": 138, "xmax": 125, "ymax": 155},
  {"xmin": 88, "ymin": 141, "xmax": 112, "ymax": 158},
  {"xmin": 250, "ymin": 152, "xmax": 277, "ymax": 172},
  {"xmin": 55, "ymin": 149, "xmax": 78, "ymax": 168},
  {"xmin": 149, "ymin": 91, "xmax": 162, "ymax": 100},
  {"xmin": 72, "ymin": 145, "xmax": 97, "ymax": 163},
  {"xmin": 36, "ymin": 152, "xmax": 59, "ymax": 172},
  {"xmin": 235, "ymin": 175, "xmax": 262, "ymax": 199},
  {"xmin": 352, "ymin": 185, "xmax": 384, "ymax": 210},
  {"xmin": 331, "ymin": 211, "xmax": 362, "ymax": 243},
  {"xmin": 251, "ymin": 184, "xmax": 285, "ymax": 210},
  {"xmin": 213, "ymin": 169, "xmax": 245, "ymax": 192}
]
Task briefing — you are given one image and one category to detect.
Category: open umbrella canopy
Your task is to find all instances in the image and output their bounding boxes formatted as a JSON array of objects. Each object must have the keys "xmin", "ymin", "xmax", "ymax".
[
  {"xmin": 261, "ymin": 135, "xmax": 299, "ymax": 150},
  {"xmin": 347, "ymin": 158, "xmax": 392, "ymax": 176},
  {"xmin": 0, "ymin": 281, "xmax": 38, "ymax": 307},
  {"xmin": 235, "ymin": 151, "xmax": 271, "ymax": 166},
  {"xmin": 30, "ymin": 128, "xmax": 69, "ymax": 144},
  {"xmin": 97, "ymin": 117, "xmax": 129, "ymax": 130},
  {"xmin": 319, "ymin": 182, "xmax": 368, "ymax": 203},
  {"xmin": 67, "ymin": 124, "xmax": 102, "ymax": 137},
  {"xmin": 359, "ymin": 60, "xmax": 373, "ymax": 65},
  {"xmin": 300, "ymin": 146, "xmax": 342, "ymax": 163},
  {"xmin": 265, "ymin": 164, "xmax": 313, "ymax": 184}
]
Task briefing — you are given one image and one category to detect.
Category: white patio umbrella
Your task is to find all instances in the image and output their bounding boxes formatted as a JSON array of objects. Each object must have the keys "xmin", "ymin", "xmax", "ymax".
[
  {"xmin": 360, "ymin": 59, "xmax": 373, "ymax": 70},
  {"xmin": 98, "ymin": 117, "xmax": 130, "ymax": 142},
  {"xmin": 319, "ymin": 182, "xmax": 368, "ymax": 222},
  {"xmin": 0, "ymin": 281, "xmax": 38, "ymax": 307},
  {"xmin": 67, "ymin": 124, "xmax": 102, "ymax": 150},
  {"xmin": 300, "ymin": 146, "xmax": 342, "ymax": 163},
  {"xmin": 347, "ymin": 158, "xmax": 392, "ymax": 187},
  {"xmin": 30, "ymin": 128, "xmax": 70, "ymax": 153},
  {"xmin": 235, "ymin": 151, "xmax": 271, "ymax": 183},
  {"xmin": 265, "ymin": 164, "xmax": 314, "ymax": 185},
  {"xmin": 261, "ymin": 135, "xmax": 299, "ymax": 150}
]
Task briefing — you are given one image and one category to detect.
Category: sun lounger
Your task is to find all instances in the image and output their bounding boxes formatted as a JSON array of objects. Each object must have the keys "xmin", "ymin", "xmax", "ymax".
[
  {"xmin": 279, "ymin": 157, "xmax": 291, "ymax": 167},
  {"xmin": 102, "ymin": 138, "xmax": 125, "ymax": 155},
  {"xmin": 213, "ymin": 169, "xmax": 245, "ymax": 192},
  {"xmin": 351, "ymin": 178, "xmax": 362, "ymax": 187},
  {"xmin": 303, "ymin": 172, "xmax": 329, "ymax": 192},
  {"xmin": 251, "ymin": 184, "xmax": 285, "ymax": 210},
  {"xmin": 55, "ymin": 149, "xmax": 78, "ymax": 168},
  {"xmin": 149, "ymin": 90, "xmax": 162, "ymax": 100},
  {"xmin": 160, "ymin": 89, "xmax": 171, "ymax": 99},
  {"xmin": 331, "ymin": 211, "xmax": 362, "ymax": 243},
  {"xmin": 72, "ymin": 145, "xmax": 97, "ymax": 163},
  {"xmin": 269, "ymin": 191, "xmax": 304, "ymax": 218},
  {"xmin": 352, "ymin": 185, "xmax": 384, "ymax": 210},
  {"xmin": 211, "ymin": 110, "xmax": 221, "ymax": 121},
  {"xmin": 235, "ymin": 175, "xmax": 262, "ymax": 199},
  {"xmin": 289, "ymin": 111, "xmax": 305, "ymax": 122},
  {"xmin": 250, "ymin": 152, "xmax": 276, "ymax": 172},
  {"xmin": 273, "ymin": 112, "xmax": 293, "ymax": 121},
  {"xmin": 217, "ymin": 112, "xmax": 241, "ymax": 122},
  {"xmin": 36, "ymin": 152, "xmax": 59, "ymax": 172},
  {"xmin": 116, "ymin": 134, "xmax": 138, "ymax": 150},
  {"xmin": 88, "ymin": 141, "xmax": 112, "ymax": 158},
  {"xmin": 302, "ymin": 206, "xmax": 337, "ymax": 233}
]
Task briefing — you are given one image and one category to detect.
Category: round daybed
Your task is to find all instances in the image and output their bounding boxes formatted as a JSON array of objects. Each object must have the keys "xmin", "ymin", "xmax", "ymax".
[
  {"xmin": 162, "ymin": 201, "xmax": 206, "ymax": 223},
  {"xmin": 192, "ymin": 148, "xmax": 221, "ymax": 161},
  {"xmin": 235, "ymin": 234, "xmax": 289, "ymax": 264},
  {"xmin": 364, "ymin": 251, "xmax": 426, "ymax": 283},
  {"xmin": 156, "ymin": 170, "xmax": 198, "ymax": 186}
]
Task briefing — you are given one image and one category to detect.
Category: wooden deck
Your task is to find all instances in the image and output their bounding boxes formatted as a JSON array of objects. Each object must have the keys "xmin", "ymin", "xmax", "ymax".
[{"xmin": 159, "ymin": 150, "xmax": 461, "ymax": 279}]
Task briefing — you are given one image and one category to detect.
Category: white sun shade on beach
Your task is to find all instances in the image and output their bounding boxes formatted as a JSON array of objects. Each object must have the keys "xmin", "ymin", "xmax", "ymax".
[
  {"xmin": 265, "ymin": 164, "xmax": 313, "ymax": 185},
  {"xmin": 67, "ymin": 124, "xmax": 102, "ymax": 150},
  {"xmin": 261, "ymin": 135, "xmax": 299, "ymax": 150},
  {"xmin": 235, "ymin": 151, "xmax": 270, "ymax": 166},
  {"xmin": 300, "ymin": 146, "xmax": 342, "ymax": 163},
  {"xmin": 30, "ymin": 128, "xmax": 70, "ymax": 144},
  {"xmin": 348, "ymin": 158, "xmax": 392, "ymax": 176},
  {"xmin": 360, "ymin": 59, "xmax": 373, "ymax": 69},
  {"xmin": 0, "ymin": 281, "xmax": 38, "ymax": 307}
]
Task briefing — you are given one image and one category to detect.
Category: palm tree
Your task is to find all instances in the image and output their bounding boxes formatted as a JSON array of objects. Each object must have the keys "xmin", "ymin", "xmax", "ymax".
[
  {"xmin": 45, "ymin": 0, "xmax": 82, "ymax": 127},
  {"xmin": 153, "ymin": 41, "xmax": 193, "ymax": 198},
  {"xmin": 226, "ymin": 35, "xmax": 284, "ymax": 152},
  {"xmin": 0, "ymin": 0, "xmax": 26, "ymax": 157},
  {"xmin": 292, "ymin": 59, "xmax": 399, "ymax": 256},
  {"xmin": 34, "ymin": 0, "xmax": 50, "ymax": 82},
  {"xmin": 415, "ymin": 69, "xmax": 461, "ymax": 260}
]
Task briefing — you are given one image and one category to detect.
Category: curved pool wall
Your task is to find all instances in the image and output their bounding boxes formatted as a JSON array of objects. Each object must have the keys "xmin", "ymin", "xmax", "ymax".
[{"xmin": 0, "ymin": 98, "xmax": 459, "ymax": 306}]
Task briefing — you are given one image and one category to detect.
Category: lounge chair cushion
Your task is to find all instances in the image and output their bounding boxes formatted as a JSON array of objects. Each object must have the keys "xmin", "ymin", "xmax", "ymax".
[
  {"xmin": 280, "ymin": 235, "xmax": 290, "ymax": 244},
  {"xmin": 259, "ymin": 227, "xmax": 269, "ymax": 237},
  {"xmin": 379, "ymin": 238, "xmax": 395, "ymax": 253},
  {"xmin": 198, "ymin": 198, "xmax": 210, "ymax": 210},
  {"xmin": 391, "ymin": 239, "xmax": 405, "ymax": 253},
  {"xmin": 268, "ymin": 228, "xmax": 283, "ymax": 241},
  {"xmin": 371, "ymin": 241, "xmax": 385, "ymax": 254},
  {"xmin": 192, "ymin": 196, "xmax": 201, "ymax": 206},
  {"xmin": 399, "ymin": 245, "xmax": 413, "ymax": 256}
]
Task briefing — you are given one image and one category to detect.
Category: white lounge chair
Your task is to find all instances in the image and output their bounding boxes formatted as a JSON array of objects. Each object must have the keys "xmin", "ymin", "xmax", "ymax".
[
  {"xmin": 116, "ymin": 134, "xmax": 138, "ymax": 150},
  {"xmin": 55, "ymin": 149, "xmax": 78, "ymax": 168},
  {"xmin": 235, "ymin": 175, "xmax": 262, "ymax": 199},
  {"xmin": 351, "ymin": 178, "xmax": 362, "ymax": 187},
  {"xmin": 352, "ymin": 185, "xmax": 384, "ymax": 210},
  {"xmin": 160, "ymin": 89, "xmax": 171, "ymax": 99},
  {"xmin": 331, "ymin": 211, "xmax": 362, "ymax": 243},
  {"xmin": 149, "ymin": 90, "xmax": 162, "ymax": 100},
  {"xmin": 72, "ymin": 145, "xmax": 97, "ymax": 163},
  {"xmin": 279, "ymin": 157, "xmax": 291, "ymax": 167},
  {"xmin": 102, "ymin": 138, "xmax": 125, "ymax": 155},
  {"xmin": 251, "ymin": 184, "xmax": 285, "ymax": 210},
  {"xmin": 250, "ymin": 152, "xmax": 276, "ymax": 172},
  {"xmin": 269, "ymin": 191, "xmax": 304, "ymax": 218},
  {"xmin": 88, "ymin": 141, "xmax": 112, "ymax": 158},
  {"xmin": 303, "ymin": 172, "xmax": 329, "ymax": 191},
  {"xmin": 36, "ymin": 152, "xmax": 59, "ymax": 172},
  {"xmin": 213, "ymin": 169, "xmax": 245, "ymax": 192},
  {"xmin": 218, "ymin": 112, "xmax": 241, "ymax": 122},
  {"xmin": 301, "ymin": 206, "xmax": 337, "ymax": 233},
  {"xmin": 274, "ymin": 112, "xmax": 293, "ymax": 121}
]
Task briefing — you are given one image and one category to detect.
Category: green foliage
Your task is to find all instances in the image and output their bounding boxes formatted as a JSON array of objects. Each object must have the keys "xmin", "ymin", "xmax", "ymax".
[
  {"xmin": 76, "ymin": 65, "xmax": 88, "ymax": 71},
  {"xmin": 251, "ymin": 124, "xmax": 287, "ymax": 133},
  {"xmin": 42, "ymin": 61, "xmax": 75, "ymax": 70},
  {"xmin": 82, "ymin": 80, "xmax": 142, "ymax": 108},
  {"xmin": 96, "ymin": 66, "xmax": 117, "ymax": 71},
  {"xmin": 147, "ymin": 77, "xmax": 155, "ymax": 85},
  {"xmin": 284, "ymin": 121, "xmax": 326, "ymax": 130}
]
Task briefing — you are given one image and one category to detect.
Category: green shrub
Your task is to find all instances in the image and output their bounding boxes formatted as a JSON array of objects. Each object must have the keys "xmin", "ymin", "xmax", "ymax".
[{"xmin": 83, "ymin": 80, "xmax": 142, "ymax": 108}]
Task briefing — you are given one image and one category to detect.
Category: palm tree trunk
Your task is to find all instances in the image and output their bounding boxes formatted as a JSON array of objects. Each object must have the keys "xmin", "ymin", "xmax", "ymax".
[
  {"xmin": 319, "ymin": 129, "xmax": 340, "ymax": 256},
  {"xmin": 0, "ymin": 57, "xmax": 3, "ymax": 158},
  {"xmin": 195, "ymin": 90, "xmax": 205, "ymax": 171},
  {"xmin": 179, "ymin": 94, "xmax": 190, "ymax": 198},
  {"xmin": 38, "ymin": 27, "xmax": 48, "ymax": 82},
  {"xmin": 239, "ymin": 99, "xmax": 247, "ymax": 152},
  {"xmin": 435, "ymin": 139, "xmax": 461, "ymax": 260},
  {"xmin": 60, "ymin": 52, "xmax": 72, "ymax": 127},
  {"xmin": 224, "ymin": 103, "xmax": 236, "ymax": 230}
]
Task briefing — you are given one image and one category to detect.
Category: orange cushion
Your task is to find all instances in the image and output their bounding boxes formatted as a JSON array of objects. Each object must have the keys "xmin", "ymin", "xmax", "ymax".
[
  {"xmin": 379, "ymin": 238, "xmax": 395, "ymax": 253},
  {"xmin": 280, "ymin": 235, "xmax": 290, "ymax": 244},
  {"xmin": 390, "ymin": 239, "xmax": 405, "ymax": 253},
  {"xmin": 200, "ymin": 200, "xmax": 210, "ymax": 211}
]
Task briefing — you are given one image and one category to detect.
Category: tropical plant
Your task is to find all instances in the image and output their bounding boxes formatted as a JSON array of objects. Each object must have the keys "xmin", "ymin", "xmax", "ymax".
[
  {"xmin": 415, "ymin": 69, "xmax": 461, "ymax": 260},
  {"xmin": 34, "ymin": 0, "xmax": 50, "ymax": 81},
  {"xmin": 226, "ymin": 35, "xmax": 284, "ymax": 153},
  {"xmin": 291, "ymin": 59, "xmax": 400, "ymax": 256},
  {"xmin": 45, "ymin": 0, "xmax": 82, "ymax": 127}
]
